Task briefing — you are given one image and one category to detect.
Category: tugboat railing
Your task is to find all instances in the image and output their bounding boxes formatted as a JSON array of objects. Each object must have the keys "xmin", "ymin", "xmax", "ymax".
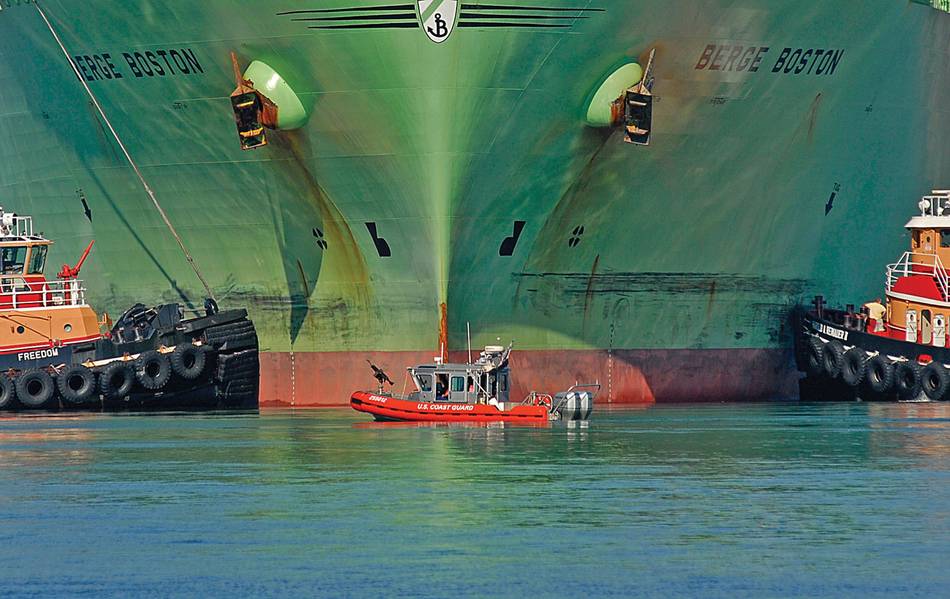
[
  {"xmin": 2, "ymin": 279, "xmax": 86, "ymax": 309},
  {"xmin": 0, "ymin": 212, "xmax": 35, "ymax": 238},
  {"xmin": 917, "ymin": 191, "xmax": 950, "ymax": 217},
  {"xmin": 886, "ymin": 252, "xmax": 950, "ymax": 301}
]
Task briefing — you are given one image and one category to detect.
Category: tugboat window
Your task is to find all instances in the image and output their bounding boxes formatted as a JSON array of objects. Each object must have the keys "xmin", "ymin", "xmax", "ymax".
[
  {"xmin": 0, "ymin": 246, "xmax": 26, "ymax": 274},
  {"xmin": 27, "ymin": 246, "xmax": 47, "ymax": 275},
  {"xmin": 941, "ymin": 230, "xmax": 950, "ymax": 247}
]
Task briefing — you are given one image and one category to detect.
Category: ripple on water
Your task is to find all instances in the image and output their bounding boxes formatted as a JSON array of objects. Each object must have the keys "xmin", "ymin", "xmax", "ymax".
[{"xmin": 0, "ymin": 402, "xmax": 947, "ymax": 597}]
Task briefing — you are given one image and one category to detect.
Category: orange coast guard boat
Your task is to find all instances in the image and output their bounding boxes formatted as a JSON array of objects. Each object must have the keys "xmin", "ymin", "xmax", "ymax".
[
  {"xmin": 798, "ymin": 189, "xmax": 950, "ymax": 401},
  {"xmin": 351, "ymin": 345, "xmax": 597, "ymax": 423}
]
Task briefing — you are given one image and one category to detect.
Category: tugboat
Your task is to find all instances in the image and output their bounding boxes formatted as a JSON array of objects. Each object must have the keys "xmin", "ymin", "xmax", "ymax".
[
  {"xmin": 350, "ymin": 344, "xmax": 598, "ymax": 423},
  {"xmin": 797, "ymin": 189, "xmax": 950, "ymax": 401},
  {"xmin": 0, "ymin": 208, "xmax": 259, "ymax": 411}
]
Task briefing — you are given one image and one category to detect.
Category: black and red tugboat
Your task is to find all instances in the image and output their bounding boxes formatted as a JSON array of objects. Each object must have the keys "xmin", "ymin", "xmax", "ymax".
[
  {"xmin": 797, "ymin": 189, "xmax": 950, "ymax": 401},
  {"xmin": 0, "ymin": 208, "xmax": 259, "ymax": 412}
]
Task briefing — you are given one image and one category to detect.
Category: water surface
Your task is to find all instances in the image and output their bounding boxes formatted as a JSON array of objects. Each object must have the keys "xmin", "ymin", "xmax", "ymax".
[{"xmin": 0, "ymin": 403, "xmax": 947, "ymax": 597}]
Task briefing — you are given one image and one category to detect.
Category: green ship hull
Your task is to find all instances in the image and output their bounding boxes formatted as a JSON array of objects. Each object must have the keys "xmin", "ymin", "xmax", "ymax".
[{"xmin": 0, "ymin": 1, "xmax": 948, "ymax": 404}]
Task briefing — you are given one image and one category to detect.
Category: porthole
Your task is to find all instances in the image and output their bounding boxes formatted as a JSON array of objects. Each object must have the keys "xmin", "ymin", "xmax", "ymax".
[
  {"xmin": 16, "ymin": 325, "xmax": 24, "ymax": 334},
  {"xmin": 64, "ymin": 324, "xmax": 72, "ymax": 332}
]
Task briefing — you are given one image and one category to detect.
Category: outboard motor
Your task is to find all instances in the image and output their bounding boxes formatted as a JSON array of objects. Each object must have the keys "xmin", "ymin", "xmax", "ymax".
[{"xmin": 553, "ymin": 389, "xmax": 595, "ymax": 421}]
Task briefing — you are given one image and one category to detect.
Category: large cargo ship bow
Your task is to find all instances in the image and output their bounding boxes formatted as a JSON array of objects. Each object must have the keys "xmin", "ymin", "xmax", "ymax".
[{"xmin": 0, "ymin": 1, "xmax": 948, "ymax": 404}]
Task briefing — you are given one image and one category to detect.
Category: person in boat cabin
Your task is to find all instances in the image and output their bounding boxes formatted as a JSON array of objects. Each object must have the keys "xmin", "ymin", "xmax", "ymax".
[
  {"xmin": 435, "ymin": 373, "xmax": 448, "ymax": 400},
  {"xmin": 864, "ymin": 298, "xmax": 886, "ymax": 332}
]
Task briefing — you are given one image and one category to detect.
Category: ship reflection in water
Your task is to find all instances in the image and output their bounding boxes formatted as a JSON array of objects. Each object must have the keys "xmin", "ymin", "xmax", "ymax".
[{"xmin": 0, "ymin": 403, "xmax": 947, "ymax": 596}]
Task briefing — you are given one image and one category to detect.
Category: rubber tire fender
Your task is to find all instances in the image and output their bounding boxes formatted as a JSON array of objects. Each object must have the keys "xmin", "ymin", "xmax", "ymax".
[
  {"xmin": 136, "ymin": 350, "xmax": 172, "ymax": 391},
  {"xmin": 821, "ymin": 340, "xmax": 846, "ymax": 379},
  {"xmin": 57, "ymin": 364, "xmax": 97, "ymax": 405},
  {"xmin": 0, "ymin": 375, "xmax": 16, "ymax": 410},
  {"xmin": 894, "ymin": 361, "xmax": 923, "ymax": 400},
  {"xmin": 865, "ymin": 355, "xmax": 895, "ymax": 394},
  {"xmin": 16, "ymin": 369, "xmax": 56, "ymax": 409},
  {"xmin": 921, "ymin": 362, "xmax": 950, "ymax": 401},
  {"xmin": 99, "ymin": 361, "xmax": 136, "ymax": 400},
  {"xmin": 803, "ymin": 337, "xmax": 824, "ymax": 377},
  {"xmin": 840, "ymin": 348, "xmax": 868, "ymax": 387},
  {"xmin": 170, "ymin": 343, "xmax": 207, "ymax": 381}
]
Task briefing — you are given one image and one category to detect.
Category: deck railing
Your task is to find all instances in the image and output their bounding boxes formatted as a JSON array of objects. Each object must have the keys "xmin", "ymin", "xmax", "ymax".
[
  {"xmin": 916, "ymin": 190, "xmax": 950, "ymax": 217},
  {"xmin": 886, "ymin": 252, "xmax": 950, "ymax": 301},
  {"xmin": 0, "ymin": 279, "xmax": 86, "ymax": 309},
  {"xmin": 0, "ymin": 213, "xmax": 34, "ymax": 238}
]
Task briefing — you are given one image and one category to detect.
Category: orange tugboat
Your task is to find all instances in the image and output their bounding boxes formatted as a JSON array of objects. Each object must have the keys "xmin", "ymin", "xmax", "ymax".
[
  {"xmin": 0, "ymin": 208, "xmax": 258, "ymax": 411},
  {"xmin": 798, "ymin": 189, "xmax": 950, "ymax": 401},
  {"xmin": 351, "ymin": 344, "xmax": 597, "ymax": 423}
]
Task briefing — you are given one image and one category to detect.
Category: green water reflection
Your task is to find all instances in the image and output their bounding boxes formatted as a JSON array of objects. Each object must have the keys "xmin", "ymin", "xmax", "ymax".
[{"xmin": 0, "ymin": 402, "xmax": 947, "ymax": 596}]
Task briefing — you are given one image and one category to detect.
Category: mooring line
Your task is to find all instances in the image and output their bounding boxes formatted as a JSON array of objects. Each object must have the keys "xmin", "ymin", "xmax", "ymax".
[{"xmin": 35, "ymin": 2, "xmax": 216, "ymax": 303}]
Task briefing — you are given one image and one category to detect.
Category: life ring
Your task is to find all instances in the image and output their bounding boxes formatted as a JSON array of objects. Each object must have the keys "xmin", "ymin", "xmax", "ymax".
[
  {"xmin": 16, "ymin": 369, "xmax": 56, "ymax": 409},
  {"xmin": 894, "ymin": 361, "xmax": 922, "ymax": 400},
  {"xmin": 864, "ymin": 355, "xmax": 894, "ymax": 394},
  {"xmin": 921, "ymin": 362, "xmax": 950, "ymax": 401},
  {"xmin": 136, "ymin": 350, "xmax": 171, "ymax": 390},
  {"xmin": 99, "ymin": 361, "xmax": 135, "ymax": 399},
  {"xmin": 840, "ymin": 348, "xmax": 868, "ymax": 387},
  {"xmin": 170, "ymin": 343, "xmax": 207, "ymax": 381},
  {"xmin": 804, "ymin": 337, "xmax": 824, "ymax": 377},
  {"xmin": 0, "ymin": 375, "xmax": 16, "ymax": 410},
  {"xmin": 821, "ymin": 340, "xmax": 846, "ymax": 379},
  {"xmin": 536, "ymin": 395, "xmax": 552, "ymax": 409},
  {"xmin": 57, "ymin": 364, "xmax": 97, "ymax": 405}
]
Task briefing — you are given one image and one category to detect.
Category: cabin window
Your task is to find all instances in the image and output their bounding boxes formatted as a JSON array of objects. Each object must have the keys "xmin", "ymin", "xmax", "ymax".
[
  {"xmin": 435, "ymin": 373, "xmax": 448, "ymax": 396},
  {"xmin": 499, "ymin": 373, "xmax": 508, "ymax": 392},
  {"xmin": 0, "ymin": 246, "xmax": 27, "ymax": 275},
  {"xmin": 942, "ymin": 231, "xmax": 950, "ymax": 247},
  {"xmin": 451, "ymin": 376, "xmax": 465, "ymax": 393},
  {"xmin": 416, "ymin": 373, "xmax": 432, "ymax": 392},
  {"xmin": 27, "ymin": 246, "xmax": 47, "ymax": 275}
]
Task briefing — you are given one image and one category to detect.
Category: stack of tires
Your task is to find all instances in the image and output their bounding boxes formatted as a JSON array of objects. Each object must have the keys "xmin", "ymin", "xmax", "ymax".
[
  {"xmin": 203, "ymin": 319, "xmax": 258, "ymax": 408},
  {"xmin": 0, "ymin": 342, "xmax": 212, "ymax": 411},
  {"xmin": 804, "ymin": 336, "xmax": 950, "ymax": 401}
]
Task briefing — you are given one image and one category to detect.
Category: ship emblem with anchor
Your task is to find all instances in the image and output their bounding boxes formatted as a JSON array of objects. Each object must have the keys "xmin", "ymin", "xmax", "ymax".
[{"xmin": 417, "ymin": 0, "xmax": 458, "ymax": 43}]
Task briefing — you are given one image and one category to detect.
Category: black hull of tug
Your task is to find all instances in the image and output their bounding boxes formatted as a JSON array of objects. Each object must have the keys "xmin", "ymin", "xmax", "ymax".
[
  {"xmin": 0, "ymin": 304, "xmax": 259, "ymax": 412},
  {"xmin": 796, "ymin": 308, "xmax": 950, "ymax": 402}
]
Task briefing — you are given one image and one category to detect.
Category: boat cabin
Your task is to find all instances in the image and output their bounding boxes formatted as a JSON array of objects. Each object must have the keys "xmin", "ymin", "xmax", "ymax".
[
  {"xmin": 407, "ymin": 345, "xmax": 511, "ymax": 405},
  {"xmin": 880, "ymin": 190, "xmax": 950, "ymax": 345},
  {"xmin": 0, "ymin": 208, "xmax": 100, "ymax": 349}
]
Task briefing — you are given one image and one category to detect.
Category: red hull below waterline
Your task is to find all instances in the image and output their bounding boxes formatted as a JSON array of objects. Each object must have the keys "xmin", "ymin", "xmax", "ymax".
[{"xmin": 350, "ymin": 391, "xmax": 549, "ymax": 423}]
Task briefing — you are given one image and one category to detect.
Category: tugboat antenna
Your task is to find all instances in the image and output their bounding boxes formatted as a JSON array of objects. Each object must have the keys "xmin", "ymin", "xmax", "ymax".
[{"xmin": 34, "ymin": 2, "xmax": 217, "ymax": 303}]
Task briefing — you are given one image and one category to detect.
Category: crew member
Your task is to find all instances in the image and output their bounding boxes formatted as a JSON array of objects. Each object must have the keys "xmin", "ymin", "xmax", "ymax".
[{"xmin": 863, "ymin": 298, "xmax": 886, "ymax": 332}]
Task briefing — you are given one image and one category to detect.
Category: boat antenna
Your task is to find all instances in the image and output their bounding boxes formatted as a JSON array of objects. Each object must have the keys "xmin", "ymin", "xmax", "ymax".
[
  {"xmin": 34, "ymin": 2, "xmax": 217, "ymax": 303},
  {"xmin": 467, "ymin": 321, "xmax": 472, "ymax": 363}
]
